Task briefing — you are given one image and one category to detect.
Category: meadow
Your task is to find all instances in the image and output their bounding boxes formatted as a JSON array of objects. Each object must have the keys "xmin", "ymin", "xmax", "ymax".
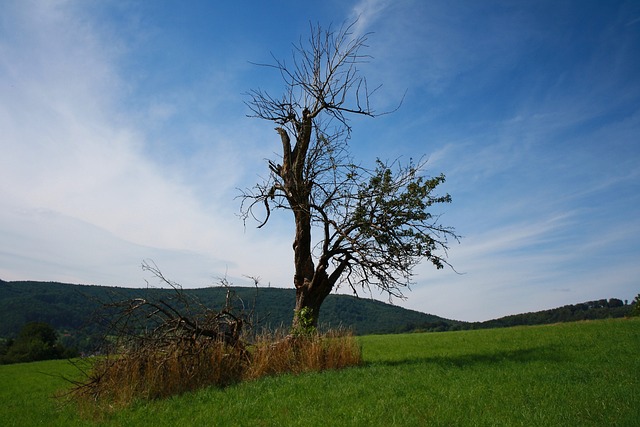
[{"xmin": 1, "ymin": 317, "xmax": 638, "ymax": 426}]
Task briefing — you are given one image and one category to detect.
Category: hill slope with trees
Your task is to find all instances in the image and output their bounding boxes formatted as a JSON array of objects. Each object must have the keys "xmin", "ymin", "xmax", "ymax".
[
  {"xmin": 0, "ymin": 279, "xmax": 634, "ymax": 356},
  {"xmin": 465, "ymin": 298, "xmax": 633, "ymax": 330},
  {"xmin": 0, "ymin": 280, "xmax": 458, "ymax": 353}
]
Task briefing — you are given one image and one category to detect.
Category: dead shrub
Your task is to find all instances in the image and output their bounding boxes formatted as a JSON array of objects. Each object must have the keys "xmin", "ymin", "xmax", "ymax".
[
  {"xmin": 70, "ymin": 261, "xmax": 250, "ymax": 408},
  {"xmin": 69, "ymin": 263, "xmax": 361, "ymax": 410},
  {"xmin": 76, "ymin": 337, "xmax": 246, "ymax": 406}
]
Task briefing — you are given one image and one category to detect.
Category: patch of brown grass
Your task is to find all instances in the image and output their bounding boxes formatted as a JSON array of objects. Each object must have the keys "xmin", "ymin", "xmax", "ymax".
[
  {"xmin": 72, "ymin": 330, "xmax": 361, "ymax": 409},
  {"xmin": 74, "ymin": 338, "xmax": 246, "ymax": 408},
  {"xmin": 245, "ymin": 329, "xmax": 362, "ymax": 379}
]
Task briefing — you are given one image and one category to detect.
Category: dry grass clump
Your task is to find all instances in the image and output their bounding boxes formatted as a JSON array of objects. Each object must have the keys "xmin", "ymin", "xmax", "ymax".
[
  {"xmin": 245, "ymin": 329, "xmax": 362, "ymax": 380},
  {"xmin": 76, "ymin": 338, "xmax": 247, "ymax": 406},
  {"xmin": 72, "ymin": 330, "xmax": 361, "ymax": 409}
]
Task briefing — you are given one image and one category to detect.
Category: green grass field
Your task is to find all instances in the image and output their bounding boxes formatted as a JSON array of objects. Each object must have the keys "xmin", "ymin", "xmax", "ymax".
[{"xmin": 1, "ymin": 317, "xmax": 638, "ymax": 426}]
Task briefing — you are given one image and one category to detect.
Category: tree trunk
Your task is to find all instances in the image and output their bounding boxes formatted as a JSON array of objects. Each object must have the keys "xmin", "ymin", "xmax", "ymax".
[
  {"xmin": 293, "ymin": 269, "xmax": 334, "ymax": 329},
  {"xmin": 290, "ymin": 205, "xmax": 327, "ymax": 329},
  {"xmin": 290, "ymin": 205, "xmax": 350, "ymax": 329},
  {"xmin": 287, "ymin": 110, "xmax": 328, "ymax": 329}
]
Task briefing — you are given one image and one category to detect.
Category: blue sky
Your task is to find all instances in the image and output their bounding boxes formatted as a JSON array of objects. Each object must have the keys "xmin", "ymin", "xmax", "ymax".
[{"xmin": 1, "ymin": 0, "xmax": 639, "ymax": 322}]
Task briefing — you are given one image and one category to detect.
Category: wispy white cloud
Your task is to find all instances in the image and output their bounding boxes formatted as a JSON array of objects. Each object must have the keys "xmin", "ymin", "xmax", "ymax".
[
  {"xmin": 406, "ymin": 210, "xmax": 639, "ymax": 321},
  {"xmin": 0, "ymin": 1, "xmax": 292, "ymax": 288},
  {"xmin": 349, "ymin": 0, "xmax": 392, "ymax": 36},
  {"xmin": 0, "ymin": 206, "xmax": 223, "ymax": 286},
  {"xmin": 1, "ymin": 7, "xmax": 207, "ymax": 248}
]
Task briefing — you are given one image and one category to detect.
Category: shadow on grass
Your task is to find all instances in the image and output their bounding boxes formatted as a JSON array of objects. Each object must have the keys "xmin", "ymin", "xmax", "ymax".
[{"xmin": 367, "ymin": 344, "xmax": 568, "ymax": 369}]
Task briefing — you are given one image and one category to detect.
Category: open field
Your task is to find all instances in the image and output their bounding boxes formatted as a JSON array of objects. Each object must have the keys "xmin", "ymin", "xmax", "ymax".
[{"xmin": 1, "ymin": 317, "xmax": 638, "ymax": 426}]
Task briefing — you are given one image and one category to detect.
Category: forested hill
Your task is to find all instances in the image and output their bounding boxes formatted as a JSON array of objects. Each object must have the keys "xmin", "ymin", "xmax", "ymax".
[
  {"xmin": 468, "ymin": 298, "xmax": 633, "ymax": 330},
  {"xmin": 0, "ymin": 280, "xmax": 458, "ymax": 346},
  {"xmin": 0, "ymin": 280, "xmax": 634, "ymax": 353}
]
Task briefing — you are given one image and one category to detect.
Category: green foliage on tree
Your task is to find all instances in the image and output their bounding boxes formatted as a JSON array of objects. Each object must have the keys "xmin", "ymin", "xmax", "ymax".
[{"xmin": 291, "ymin": 307, "xmax": 318, "ymax": 337}]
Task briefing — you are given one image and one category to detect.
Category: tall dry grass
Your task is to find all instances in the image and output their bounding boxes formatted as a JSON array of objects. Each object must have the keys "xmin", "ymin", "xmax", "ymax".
[
  {"xmin": 76, "ymin": 338, "xmax": 246, "ymax": 406},
  {"xmin": 73, "ymin": 330, "xmax": 361, "ymax": 409},
  {"xmin": 245, "ymin": 329, "xmax": 362, "ymax": 379}
]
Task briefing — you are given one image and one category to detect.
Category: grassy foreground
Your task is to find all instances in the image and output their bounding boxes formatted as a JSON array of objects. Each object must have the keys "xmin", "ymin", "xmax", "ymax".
[{"xmin": 1, "ymin": 317, "xmax": 638, "ymax": 426}]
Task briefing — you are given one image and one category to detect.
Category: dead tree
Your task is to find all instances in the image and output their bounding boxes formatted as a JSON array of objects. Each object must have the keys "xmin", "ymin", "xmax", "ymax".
[{"xmin": 242, "ymin": 22, "xmax": 459, "ymax": 329}]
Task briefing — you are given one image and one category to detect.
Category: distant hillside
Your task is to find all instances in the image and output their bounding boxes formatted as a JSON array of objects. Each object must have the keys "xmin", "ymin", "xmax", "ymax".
[
  {"xmin": 1, "ymin": 280, "xmax": 634, "ymax": 353},
  {"xmin": 0, "ymin": 280, "xmax": 458, "ymax": 352},
  {"xmin": 469, "ymin": 298, "xmax": 634, "ymax": 330}
]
